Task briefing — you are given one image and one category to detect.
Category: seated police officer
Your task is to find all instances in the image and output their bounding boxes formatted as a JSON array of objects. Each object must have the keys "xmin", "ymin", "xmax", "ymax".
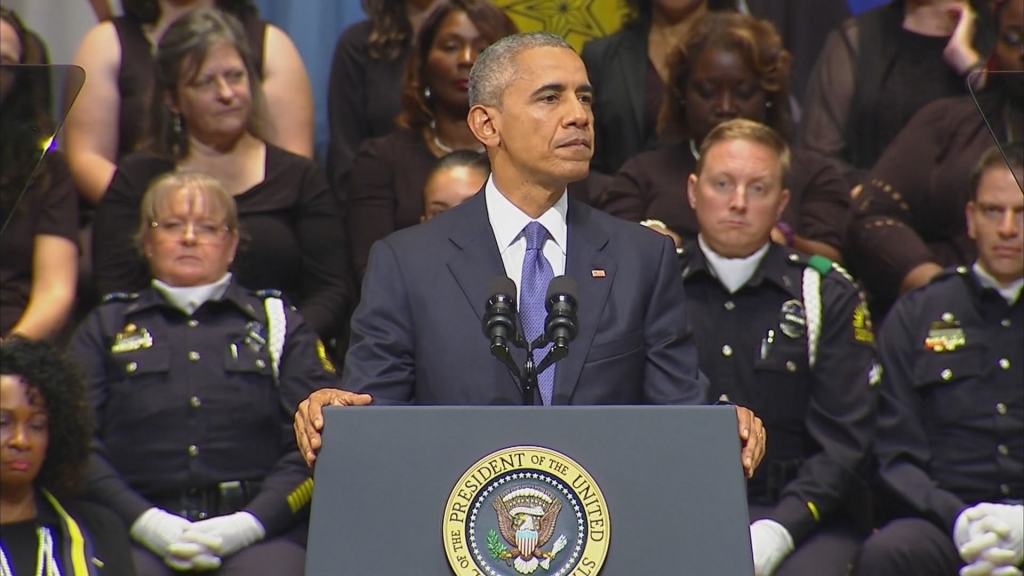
[
  {"xmin": 678, "ymin": 119, "xmax": 879, "ymax": 576},
  {"xmin": 69, "ymin": 171, "xmax": 339, "ymax": 576},
  {"xmin": 852, "ymin": 145, "xmax": 1024, "ymax": 576}
]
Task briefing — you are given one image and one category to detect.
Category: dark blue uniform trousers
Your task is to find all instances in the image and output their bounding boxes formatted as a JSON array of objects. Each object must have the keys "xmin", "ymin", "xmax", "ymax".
[
  {"xmin": 132, "ymin": 536, "xmax": 305, "ymax": 576},
  {"xmin": 852, "ymin": 518, "xmax": 962, "ymax": 576},
  {"xmin": 749, "ymin": 504, "xmax": 863, "ymax": 576}
]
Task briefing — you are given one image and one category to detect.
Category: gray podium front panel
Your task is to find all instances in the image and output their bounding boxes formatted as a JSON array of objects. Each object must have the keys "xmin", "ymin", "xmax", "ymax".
[{"xmin": 306, "ymin": 405, "xmax": 753, "ymax": 575}]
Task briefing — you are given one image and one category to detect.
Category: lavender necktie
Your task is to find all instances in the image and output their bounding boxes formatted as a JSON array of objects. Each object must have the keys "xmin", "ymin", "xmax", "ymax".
[{"xmin": 520, "ymin": 221, "xmax": 555, "ymax": 405}]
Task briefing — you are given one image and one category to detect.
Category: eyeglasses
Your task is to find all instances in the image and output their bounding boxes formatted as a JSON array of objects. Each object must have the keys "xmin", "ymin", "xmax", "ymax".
[{"xmin": 150, "ymin": 219, "xmax": 231, "ymax": 241}]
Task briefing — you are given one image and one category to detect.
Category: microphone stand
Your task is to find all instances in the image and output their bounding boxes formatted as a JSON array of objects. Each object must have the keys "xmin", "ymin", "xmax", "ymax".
[{"xmin": 491, "ymin": 333, "xmax": 566, "ymax": 405}]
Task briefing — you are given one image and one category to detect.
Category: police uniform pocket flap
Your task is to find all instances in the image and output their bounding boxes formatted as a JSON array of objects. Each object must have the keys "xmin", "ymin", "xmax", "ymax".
[
  {"xmin": 224, "ymin": 343, "xmax": 271, "ymax": 376},
  {"xmin": 753, "ymin": 340, "xmax": 806, "ymax": 374},
  {"xmin": 114, "ymin": 349, "xmax": 170, "ymax": 377},
  {"xmin": 913, "ymin": 351, "xmax": 981, "ymax": 387}
]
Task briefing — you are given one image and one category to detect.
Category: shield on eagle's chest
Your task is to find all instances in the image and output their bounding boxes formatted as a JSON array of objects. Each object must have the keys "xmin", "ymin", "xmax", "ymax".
[{"xmin": 517, "ymin": 529, "xmax": 538, "ymax": 557}]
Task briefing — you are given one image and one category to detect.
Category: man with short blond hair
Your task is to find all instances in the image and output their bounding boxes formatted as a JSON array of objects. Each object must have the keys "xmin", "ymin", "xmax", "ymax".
[{"xmin": 679, "ymin": 118, "xmax": 879, "ymax": 576}]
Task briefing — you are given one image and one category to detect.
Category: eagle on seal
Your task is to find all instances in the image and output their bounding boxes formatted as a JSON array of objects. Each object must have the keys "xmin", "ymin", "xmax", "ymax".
[{"xmin": 492, "ymin": 487, "xmax": 568, "ymax": 574}]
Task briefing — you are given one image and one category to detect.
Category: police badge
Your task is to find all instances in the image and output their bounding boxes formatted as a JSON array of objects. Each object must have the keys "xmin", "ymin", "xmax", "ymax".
[
  {"xmin": 444, "ymin": 446, "xmax": 610, "ymax": 576},
  {"xmin": 778, "ymin": 299, "xmax": 807, "ymax": 339}
]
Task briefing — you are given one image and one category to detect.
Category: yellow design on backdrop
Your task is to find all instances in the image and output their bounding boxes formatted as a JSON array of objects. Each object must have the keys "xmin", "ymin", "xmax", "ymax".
[{"xmin": 497, "ymin": 0, "xmax": 628, "ymax": 51}]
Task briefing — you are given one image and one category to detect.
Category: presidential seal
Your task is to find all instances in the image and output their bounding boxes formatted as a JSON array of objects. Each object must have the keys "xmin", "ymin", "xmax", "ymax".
[{"xmin": 443, "ymin": 446, "xmax": 610, "ymax": 576}]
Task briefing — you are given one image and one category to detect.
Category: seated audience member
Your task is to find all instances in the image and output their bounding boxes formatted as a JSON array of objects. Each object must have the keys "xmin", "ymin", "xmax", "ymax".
[
  {"xmin": 69, "ymin": 171, "xmax": 340, "ymax": 576},
  {"xmin": 600, "ymin": 12, "xmax": 848, "ymax": 262},
  {"xmin": 845, "ymin": 0, "xmax": 1022, "ymax": 318},
  {"xmin": 851, "ymin": 144, "xmax": 1023, "ymax": 576},
  {"xmin": 326, "ymin": 0, "xmax": 441, "ymax": 196},
  {"xmin": 581, "ymin": 0, "xmax": 849, "ymax": 176},
  {"xmin": 582, "ymin": 0, "xmax": 710, "ymax": 176},
  {"xmin": 1, "ymin": 337, "xmax": 136, "ymax": 575},
  {"xmin": 801, "ymin": 0, "xmax": 995, "ymax": 189},
  {"xmin": 65, "ymin": 0, "xmax": 313, "ymax": 205},
  {"xmin": 422, "ymin": 149, "xmax": 489, "ymax": 221},
  {"xmin": 92, "ymin": 7, "xmax": 350, "ymax": 342},
  {"xmin": 679, "ymin": 119, "xmax": 877, "ymax": 576},
  {"xmin": 346, "ymin": 0, "xmax": 518, "ymax": 282},
  {"xmin": 0, "ymin": 7, "xmax": 78, "ymax": 341}
]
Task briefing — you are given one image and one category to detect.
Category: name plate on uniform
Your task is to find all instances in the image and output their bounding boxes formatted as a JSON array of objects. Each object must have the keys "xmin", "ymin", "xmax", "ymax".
[{"xmin": 306, "ymin": 405, "xmax": 753, "ymax": 576}]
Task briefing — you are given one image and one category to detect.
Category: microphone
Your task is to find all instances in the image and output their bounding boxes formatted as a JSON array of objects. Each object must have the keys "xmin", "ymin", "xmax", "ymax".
[
  {"xmin": 482, "ymin": 276, "xmax": 518, "ymax": 359},
  {"xmin": 544, "ymin": 275, "xmax": 579, "ymax": 350}
]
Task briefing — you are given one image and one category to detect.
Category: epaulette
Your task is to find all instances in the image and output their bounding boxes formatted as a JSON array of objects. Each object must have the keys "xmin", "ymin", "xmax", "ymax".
[
  {"xmin": 253, "ymin": 289, "xmax": 284, "ymax": 299},
  {"xmin": 101, "ymin": 292, "xmax": 138, "ymax": 303},
  {"xmin": 806, "ymin": 254, "xmax": 834, "ymax": 276},
  {"xmin": 787, "ymin": 252, "xmax": 860, "ymax": 288},
  {"xmin": 253, "ymin": 288, "xmax": 300, "ymax": 313},
  {"xmin": 924, "ymin": 265, "xmax": 968, "ymax": 286}
]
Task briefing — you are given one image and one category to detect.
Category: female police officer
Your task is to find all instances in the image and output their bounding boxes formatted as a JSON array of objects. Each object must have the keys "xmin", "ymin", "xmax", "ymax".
[{"xmin": 69, "ymin": 171, "xmax": 339, "ymax": 576}]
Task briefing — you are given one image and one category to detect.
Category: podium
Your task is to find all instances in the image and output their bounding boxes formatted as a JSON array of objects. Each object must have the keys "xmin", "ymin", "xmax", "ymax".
[{"xmin": 306, "ymin": 405, "xmax": 754, "ymax": 575}]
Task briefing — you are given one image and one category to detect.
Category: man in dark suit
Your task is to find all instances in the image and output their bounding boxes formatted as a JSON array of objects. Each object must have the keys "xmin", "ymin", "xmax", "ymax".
[{"xmin": 293, "ymin": 32, "xmax": 765, "ymax": 476}]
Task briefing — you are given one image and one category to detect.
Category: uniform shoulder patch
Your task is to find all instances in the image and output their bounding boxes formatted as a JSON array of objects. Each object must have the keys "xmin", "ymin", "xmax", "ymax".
[
  {"xmin": 101, "ymin": 292, "xmax": 138, "ymax": 303},
  {"xmin": 852, "ymin": 300, "xmax": 875, "ymax": 344}
]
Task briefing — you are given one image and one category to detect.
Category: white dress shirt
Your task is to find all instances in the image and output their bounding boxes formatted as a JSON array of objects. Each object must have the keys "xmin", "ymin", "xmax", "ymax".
[
  {"xmin": 152, "ymin": 273, "xmax": 233, "ymax": 315},
  {"xmin": 485, "ymin": 175, "xmax": 568, "ymax": 295},
  {"xmin": 973, "ymin": 262, "xmax": 1024, "ymax": 305},
  {"xmin": 698, "ymin": 235, "xmax": 770, "ymax": 294}
]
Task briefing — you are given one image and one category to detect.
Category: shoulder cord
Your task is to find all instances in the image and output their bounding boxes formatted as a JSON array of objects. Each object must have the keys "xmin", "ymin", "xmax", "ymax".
[
  {"xmin": 802, "ymin": 267, "xmax": 822, "ymax": 369},
  {"xmin": 0, "ymin": 526, "xmax": 61, "ymax": 576},
  {"xmin": 264, "ymin": 297, "xmax": 287, "ymax": 386}
]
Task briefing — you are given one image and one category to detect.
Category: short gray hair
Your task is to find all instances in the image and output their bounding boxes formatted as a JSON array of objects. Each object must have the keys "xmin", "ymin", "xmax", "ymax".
[{"xmin": 468, "ymin": 32, "xmax": 574, "ymax": 108}]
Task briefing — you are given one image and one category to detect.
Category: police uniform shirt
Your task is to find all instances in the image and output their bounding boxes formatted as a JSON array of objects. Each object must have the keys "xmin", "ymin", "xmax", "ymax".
[
  {"xmin": 875, "ymin": 266, "xmax": 1023, "ymax": 534},
  {"xmin": 679, "ymin": 242, "xmax": 879, "ymax": 545},
  {"xmin": 69, "ymin": 281, "xmax": 340, "ymax": 537}
]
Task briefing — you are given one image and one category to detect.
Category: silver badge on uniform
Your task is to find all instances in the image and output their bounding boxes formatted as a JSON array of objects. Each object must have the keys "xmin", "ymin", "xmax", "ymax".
[
  {"xmin": 779, "ymin": 299, "xmax": 807, "ymax": 339},
  {"xmin": 244, "ymin": 321, "xmax": 267, "ymax": 352}
]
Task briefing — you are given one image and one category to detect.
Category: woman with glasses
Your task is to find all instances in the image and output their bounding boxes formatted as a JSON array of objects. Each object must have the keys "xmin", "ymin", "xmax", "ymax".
[
  {"xmin": 65, "ymin": 0, "xmax": 313, "ymax": 206},
  {"xmin": 91, "ymin": 8, "xmax": 350, "ymax": 344},
  {"xmin": 69, "ymin": 170, "xmax": 340, "ymax": 576}
]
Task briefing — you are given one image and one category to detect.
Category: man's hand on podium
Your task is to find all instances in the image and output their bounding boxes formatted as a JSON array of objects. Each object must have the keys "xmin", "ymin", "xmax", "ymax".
[
  {"xmin": 294, "ymin": 388, "xmax": 373, "ymax": 466},
  {"xmin": 736, "ymin": 406, "xmax": 766, "ymax": 478}
]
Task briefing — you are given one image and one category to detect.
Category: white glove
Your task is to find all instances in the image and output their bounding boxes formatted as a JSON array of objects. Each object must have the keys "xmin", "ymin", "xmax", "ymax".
[
  {"xmin": 749, "ymin": 519, "xmax": 795, "ymax": 576},
  {"xmin": 181, "ymin": 511, "xmax": 266, "ymax": 557},
  {"xmin": 957, "ymin": 505, "xmax": 1024, "ymax": 563},
  {"xmin": 166, "ymin": 531, "xmax": 223, "ymax": 572},
  {"xmin": 130, "ymin": 508, "xmax": 192, "ymax": 558}
]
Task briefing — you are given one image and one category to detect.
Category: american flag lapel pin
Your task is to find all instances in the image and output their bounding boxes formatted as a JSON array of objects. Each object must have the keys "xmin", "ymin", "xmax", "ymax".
[{"xmin": 591, "ymin": 269, "xmax": 606, "ymax": 278}]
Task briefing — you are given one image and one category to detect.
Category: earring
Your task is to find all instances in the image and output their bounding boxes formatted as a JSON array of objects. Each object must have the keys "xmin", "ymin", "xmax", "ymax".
[
  {"xmin": 765, "ymin": 101, "xmax": 773, "ymax": 109},
  {"xmin": 424, "ymin": 86, "xmax": 432, "ymax": 100},
  {"xmin": 172, "ymin": 113, "xmax": 183, "ymax": 135}
]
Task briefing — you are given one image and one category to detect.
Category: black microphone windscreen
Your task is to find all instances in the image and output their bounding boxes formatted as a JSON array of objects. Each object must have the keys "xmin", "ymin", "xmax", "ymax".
[
  {"xmin": 545, "ymin": 275, "xmax": 578, "ymax": 302},
  {"xmin": 487, "ymin": 276, "xmax": 517, "ymax": 302}
]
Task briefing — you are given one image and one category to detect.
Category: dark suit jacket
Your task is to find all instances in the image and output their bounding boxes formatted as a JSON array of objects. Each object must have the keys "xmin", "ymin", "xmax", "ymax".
[
  {"xmin": 581, "ymin": 23, "xmax": 651, "ymax": 176},
  {"xmin": 342, "ymin": 191, "xmax": 709, "ymax": 405},
  {"xmin": 744, "ymin": 0, "xmax": 849, "ymax": 110}
]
